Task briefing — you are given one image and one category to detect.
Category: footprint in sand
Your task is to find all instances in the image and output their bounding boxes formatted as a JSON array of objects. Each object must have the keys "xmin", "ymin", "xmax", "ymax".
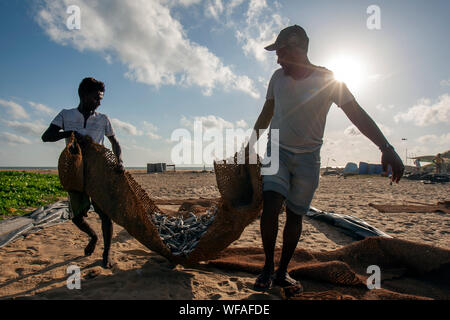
[
  {"xmin": 218, "ymin": 280, "xmax": 230, "ymax": 287},
  {"xmin": 15, "ymin": 267, "xmax": 25, "ymax": 275},
  {"xmin": 402, "ymin": 222, "xmax": 414, "ymax": 226},
  {"xmin": 30, "ymin": 259, "xmax": 51, "ymax": 265},
  {"xmin": 230, "ymin": 278, "xmax": 247, "ymax": 291}
]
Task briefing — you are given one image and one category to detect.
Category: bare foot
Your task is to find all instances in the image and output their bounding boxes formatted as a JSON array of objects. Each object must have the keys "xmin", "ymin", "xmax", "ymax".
[
  {"xmin": 102, "ymin": 254, "xmax": 115, "ymax": 269},
  {"xmin": 253, "ymin": 266, "xmax": 274, "ymax": 291},
  {"xmin": 84, "ymin": 236, "xmax": 98, "ymax": 256},
  {"xmin": 273, "ymin": 270, "xmax": 303, "ymax": 293}
]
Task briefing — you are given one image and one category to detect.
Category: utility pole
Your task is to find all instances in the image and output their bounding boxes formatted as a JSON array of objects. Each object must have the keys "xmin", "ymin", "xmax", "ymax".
[{"xmin": 402, "ymin": 138, "xmax": 407, "ymax": 165}]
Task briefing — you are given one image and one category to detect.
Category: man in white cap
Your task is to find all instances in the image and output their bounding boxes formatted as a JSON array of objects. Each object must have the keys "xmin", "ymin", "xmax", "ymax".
[{"xmin": 248, "ymin": 25, "xmax": 404, "ymax": 291}]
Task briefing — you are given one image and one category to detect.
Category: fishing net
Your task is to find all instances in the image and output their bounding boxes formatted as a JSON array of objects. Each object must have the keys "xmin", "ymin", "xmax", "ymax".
[
  {"xmin": 58, "ymin": 133, "xmax": 84, "ymax": 192},
  {"xmin": 208, "ymin": 237, "xmax": 450, "ymax": 300},
  {"xmin": 58, "ymin": 135, "xmax": 262, "ymax": 265}
]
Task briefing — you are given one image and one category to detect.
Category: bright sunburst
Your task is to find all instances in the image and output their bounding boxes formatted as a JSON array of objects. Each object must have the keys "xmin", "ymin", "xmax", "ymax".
[{"xmin": 327, "ymin": 55, "xmax": 365, "ymax": 91}]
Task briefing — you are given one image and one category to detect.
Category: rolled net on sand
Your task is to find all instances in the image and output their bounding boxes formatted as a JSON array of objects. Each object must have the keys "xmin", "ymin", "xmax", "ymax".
[{"xmin": 58, "ymin": 135, "xmax": 262, "ymax": 265}]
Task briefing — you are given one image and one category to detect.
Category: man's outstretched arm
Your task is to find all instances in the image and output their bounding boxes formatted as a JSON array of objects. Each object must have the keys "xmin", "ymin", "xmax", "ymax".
[
  {"xmin": 42, "ymin": 124, "xmax": 73, "ymax": 142},
  {"xmin": 340, "ymin": 99, "xmax": 405, "ymax": 183}
]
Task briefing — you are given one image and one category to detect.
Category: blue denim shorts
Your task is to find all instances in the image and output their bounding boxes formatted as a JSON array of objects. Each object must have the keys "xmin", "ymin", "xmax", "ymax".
[{"xmin": 263, "ymin": 146, "xmax": 321, "ymax": 215}]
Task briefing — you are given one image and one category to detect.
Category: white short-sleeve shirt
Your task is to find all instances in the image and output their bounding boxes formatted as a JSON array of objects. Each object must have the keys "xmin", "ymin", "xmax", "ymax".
[
  {"xmin": 51, "ymin": 108, "xmax": 115, "ymax": 145},
  {"xmin": 266, "ymin": 67, "xmax": 355, "ymax": 153}
]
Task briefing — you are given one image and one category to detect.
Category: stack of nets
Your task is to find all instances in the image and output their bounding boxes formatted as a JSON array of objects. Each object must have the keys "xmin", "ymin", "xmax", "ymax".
[{"xmin": 58, "ymin": 135, "xmax": 262, "ymax": 264}]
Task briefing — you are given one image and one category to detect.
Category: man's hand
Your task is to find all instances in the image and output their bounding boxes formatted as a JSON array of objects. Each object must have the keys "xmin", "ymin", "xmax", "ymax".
[
  {"xmin": 114, "ymin": 160, "xmax": 125, "ymax": 173},
  {"xmin": 72, "ymin": 131, "xmax": 84, "ymax": 142},
  {"xmin": 107, "ymin": 135, "xmax": 123, "ymax": 173},
  {"xmin": 381, "ymin": 148, "xmax": 404, "ymax": 183}
]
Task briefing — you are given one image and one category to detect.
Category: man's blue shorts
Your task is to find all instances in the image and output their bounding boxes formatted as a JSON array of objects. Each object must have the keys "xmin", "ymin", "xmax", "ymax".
[{"xmin": 263, "ymin": 147, "xmax": 321, "ymax": 216}]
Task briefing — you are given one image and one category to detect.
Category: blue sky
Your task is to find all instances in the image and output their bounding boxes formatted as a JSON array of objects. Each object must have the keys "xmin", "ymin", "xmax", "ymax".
[{"xmin": 0, "ymin": 0, "xmax": 449, "ymax": 167}]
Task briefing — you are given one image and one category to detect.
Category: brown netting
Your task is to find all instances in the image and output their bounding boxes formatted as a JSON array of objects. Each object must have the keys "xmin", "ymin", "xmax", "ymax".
[
  {"xmin": 58, "ymin": 136, "xmax": 262, "ymax": 265},
  {"xmin": 208, "ymin": 237, "xmax": 450, "ymax": 300},
  {"xmin": 57, "ymin": 133, "xmax": 83, "ymax": 192}
]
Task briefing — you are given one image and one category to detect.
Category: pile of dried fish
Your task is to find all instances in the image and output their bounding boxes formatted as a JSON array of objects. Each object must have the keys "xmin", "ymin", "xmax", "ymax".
[{"xmin": 151, "ymin": 206, "xmax": 217, "ymax": 256}]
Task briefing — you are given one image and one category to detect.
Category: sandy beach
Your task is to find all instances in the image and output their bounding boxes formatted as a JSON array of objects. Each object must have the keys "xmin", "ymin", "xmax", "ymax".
[{"xmin": 0, "ymin": 169, "xmax": 448, "ymax": 300}]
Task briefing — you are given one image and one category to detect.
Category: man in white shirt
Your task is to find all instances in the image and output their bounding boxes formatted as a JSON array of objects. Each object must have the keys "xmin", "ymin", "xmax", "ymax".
[
  {"xmin": 249, "ymin": 25, "xmax": 404, "ymax": 291},
  {"xmin": 42, "ymin": 77, "xmax": 123, "ymax": 268}
]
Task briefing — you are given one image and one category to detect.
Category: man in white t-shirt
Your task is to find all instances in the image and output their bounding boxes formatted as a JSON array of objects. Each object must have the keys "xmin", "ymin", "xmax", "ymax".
[
  {"xmin": 248, "ymin": 25, "xmax": 404, "ymax": 291},
  {"xmin": 42, "ymin": 77, "xmax": 123, "ymax": 269}
]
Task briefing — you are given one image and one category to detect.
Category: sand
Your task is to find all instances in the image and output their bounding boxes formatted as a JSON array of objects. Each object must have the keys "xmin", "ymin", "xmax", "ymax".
[{"xmin": 0, "ymin": 170, "xmax": 448, "ymax": 300}]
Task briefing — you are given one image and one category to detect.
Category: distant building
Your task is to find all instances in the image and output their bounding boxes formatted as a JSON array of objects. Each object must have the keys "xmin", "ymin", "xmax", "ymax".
[{"xmin": 147, "ymin": 163, "xmax": 166, "ymax": 173}]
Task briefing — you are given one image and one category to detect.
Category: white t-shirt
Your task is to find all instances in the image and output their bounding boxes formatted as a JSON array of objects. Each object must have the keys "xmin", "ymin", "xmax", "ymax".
[
  {"xmin": 266, "ymin": 67, "xmax": 355, "ymax": 153},
  {"xmin": 51, "ymin": 108, "xmax": 115, "ymax": 145}
]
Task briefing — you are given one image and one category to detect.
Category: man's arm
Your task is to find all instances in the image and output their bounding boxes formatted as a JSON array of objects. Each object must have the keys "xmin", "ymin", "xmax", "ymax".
[
  {"xmin": 42, "ymin": 124, "xmax": 73, "ymax": 142},
  {"xmin": 249, "ymin": 99, "xmax": 275, "ymax": 144},
  {"xmin": 254, "ymin": 99, "xmax": 275, "ymax": 139},
  {"xmin": 244, "ymin": 99, "xmax": 274, "ymax": 160},
  {"xmin": 340, "ymin": 99, "xmax": 404, "ymax": 183},
  {"xmin": 107, "ymin": 135, "xmax": 124, "ymax": 171}
]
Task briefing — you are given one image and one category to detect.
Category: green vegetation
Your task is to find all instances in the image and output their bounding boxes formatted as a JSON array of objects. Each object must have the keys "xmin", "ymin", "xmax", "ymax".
[{"xmin": 0, "ymin": 171, "xmax": 66, "ymax": 220}]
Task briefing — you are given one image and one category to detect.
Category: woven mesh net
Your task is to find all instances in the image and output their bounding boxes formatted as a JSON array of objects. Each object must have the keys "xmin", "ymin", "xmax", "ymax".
[
  {"xmin": 58, "ymin": 133, "xmax": 84, "ymax": 192},
  {"xmin": 208, "ymin": 237, "xmax": 450, "ymax": 300},
  {"xmin": 58, "ymin": 135, "xmax": 262, "ymax": 264}
]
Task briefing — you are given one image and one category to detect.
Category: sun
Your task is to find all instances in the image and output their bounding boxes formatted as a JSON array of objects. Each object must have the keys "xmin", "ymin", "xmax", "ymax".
[{"xmin": 326, "ymin": 55, "xmax": 365, "ymax": 91}]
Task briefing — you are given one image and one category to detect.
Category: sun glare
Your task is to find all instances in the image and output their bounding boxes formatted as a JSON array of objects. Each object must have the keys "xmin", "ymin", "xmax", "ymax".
[{"xmin": 327, "ymin": 56, "xmax": 365, "ymax": 91}]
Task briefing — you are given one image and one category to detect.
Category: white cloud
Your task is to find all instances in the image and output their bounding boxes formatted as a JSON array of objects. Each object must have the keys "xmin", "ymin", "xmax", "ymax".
[
  {"xmin": 111, "ymin": 118, "xmax": 162, "ymax": 139},
  {"xmin": 36, "ymin": 0, "xmax": 259, "ymax": 99},
  {"xmin": 0, "ymin": 132, "xmax": 32, "ymax": 145},
  {"xmin": 394, "ymin": 94, "xmax": 450, "ymax": 126},
  {"xmin": 0, "ymin": 99, "xmax": 29, "ymax": 119},
  {"xmin": 235, "ymin": 0, "xmax": 288, "ymax": 63},
  {"xmin": 344, "ymin": 123, "xmax": 392, "ymax": 138},
  {"xmin": 375, "ymin": 104, "xmax": 395, "ymax": 112},
  {"xmin": 143, "ymin": 121, "xmax": 161, "ymax": 139},
  {"xmin": 379, "ymin": 124, "xmax": 392, "ymax": 137},
  {"xmin": 416, "ymin": 133, "xmax": 450, "ymax": 146},
  {"xmin": 180, "ymin": 115, "xmax": 248, "ymax": 132},
  {"xmin": 142, "ymin": 121, "xmax": 158, "ymax": 133},
  {"xmin": 3, "ymin": 120, "xmax": 47, "ymax": 136},
  {"xmin": 27, "ymin": 101, "xmax": 54, "ymax": 116},
  {"xmin": 226, "ymin": 0, "xmax": 245, "ymax": 16},
  {"xmin": 344, "ymin": 125, "xmax": 361, "ymax": 136},
  {"xmin": 236, "ymin": 119, "xmax": 248, "ymax": 128},
  {"xmin": 111, "ymin": 118, "xmax": 143, "ymax": 136},
  {"xmin": 163, "ymin": 0, "xmax": 202, "ymax": 7},
  {"xmin": 196, "ymin": 115, "xmax": 234, "ymax": 130},
  {"xmin": 205, "ymin": 0, "xmax": 224, "ymax": 20},
  {"xmin": 200, "ymin": 0, "xmax": 287, "ymax": 64},
  {"xmin": 180, "ymin": 115, "xmax": 193, "ymax": 128},
  {"xmin": 146, "ymin": 132, "xmax": 162, "ymax": 140}
]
